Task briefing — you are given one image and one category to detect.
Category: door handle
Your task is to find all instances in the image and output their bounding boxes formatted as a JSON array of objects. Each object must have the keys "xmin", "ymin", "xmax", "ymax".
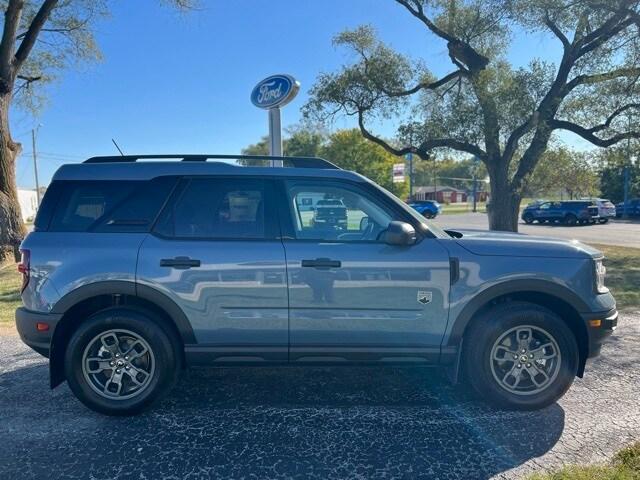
[
  {"xmin": 301, "ymin": 258, "xmax": 341, "ymax": 269},
  {"xmin": 160, "ymin": 257, "xmax": 201, "ymax": 269}
]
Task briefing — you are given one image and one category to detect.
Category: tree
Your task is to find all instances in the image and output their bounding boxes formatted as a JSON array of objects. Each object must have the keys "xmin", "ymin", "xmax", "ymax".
[
  {"xmin": 242, "ymin": 127, "xmax": 409, "ymax": 198},
  {"xmin": 322, "ymin": 129, "xmax": 409, "ymax": 198},
  {"xmin": 0, "ymin": 0, "xmax": 193, "ymax": 250},
  {"xmin": 597, "ymin": 146, "xmax": 640, "ymax": 202},
  {"xmin": 525, "ymin": 146, "xmax": 599, "ymax": 199},
  {"xmin": 412, "ymin": 155, "xmax": 487, "ymax": 191},
  {"xmin": 305, "ymin": 0, "xmax": 640, "ymax": 231},
  {"xmin": 241, "ymin": 129, "xmax": 325, "ymax": 158}
]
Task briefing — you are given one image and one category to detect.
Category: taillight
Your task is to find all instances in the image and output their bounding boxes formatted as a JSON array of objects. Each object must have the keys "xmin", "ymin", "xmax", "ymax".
[{"xmin": 17, "ymin": 249, "xmax": 30, "ymax": 293}]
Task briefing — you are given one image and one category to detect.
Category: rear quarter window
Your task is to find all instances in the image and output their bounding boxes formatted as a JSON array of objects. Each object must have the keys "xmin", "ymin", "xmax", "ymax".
[{"xmin": 45, "ymin": 177, "xmax": 177, "ymax": 232}]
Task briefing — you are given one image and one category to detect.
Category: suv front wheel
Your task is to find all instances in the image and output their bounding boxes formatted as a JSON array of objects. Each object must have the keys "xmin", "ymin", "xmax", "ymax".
[
  {"xmin": 64, "ymin": 307, "xmax": 179, "ymax": 415},
  {"xmin": 464, "ymin": 302, "xmax": 579, "ymax": 410}
]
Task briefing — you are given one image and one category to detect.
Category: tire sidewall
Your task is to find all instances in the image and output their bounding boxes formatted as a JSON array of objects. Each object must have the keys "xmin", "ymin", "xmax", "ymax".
[
  {"xmin": 465, "ymin": 304, "xmax": 579, "ymax": 410},
  {"xmin": 64, "ymin": 307, "xmax": 177, "ymax": 415}
]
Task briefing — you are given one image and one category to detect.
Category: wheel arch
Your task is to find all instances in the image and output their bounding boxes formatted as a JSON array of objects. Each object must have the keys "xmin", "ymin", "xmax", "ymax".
[
  {"xmin": 49, "ymin": 281, "xmax": 195, "ymax": 388},
  {"xmin": 447, "ymin": 280, "xmax": 590, "ymax": 378}
]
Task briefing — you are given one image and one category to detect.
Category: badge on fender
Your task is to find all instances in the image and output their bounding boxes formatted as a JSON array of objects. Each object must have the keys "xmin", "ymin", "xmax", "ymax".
[{"xmin": 417, "ymin": 291, "xmax": 432, "ymax": 305}]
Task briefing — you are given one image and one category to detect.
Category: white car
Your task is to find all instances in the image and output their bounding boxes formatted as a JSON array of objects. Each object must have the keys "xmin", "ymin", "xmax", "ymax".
[{"xmin": 584, "ymin": 198, "xmax": 616, "ymax": 223}]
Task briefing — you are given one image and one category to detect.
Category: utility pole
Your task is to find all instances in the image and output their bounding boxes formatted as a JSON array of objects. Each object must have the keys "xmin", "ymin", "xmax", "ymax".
[
  {"xmin": 472, "ymin": 156, "xmax": 480, "ymax": 213},
  {"xmin": 624, "ymin": 112, "xmax": 632, "ymax": 219},
  {"xmin": 433, "ymin": 158, "xmax": 437, "ymax": 202},
  {"xmin": 406, "ymin": 153, "xmax": 414, "ymax": 200},
  {"xmin": 31, "ymin": 128, "xmax": 41, "ymax": 206}
]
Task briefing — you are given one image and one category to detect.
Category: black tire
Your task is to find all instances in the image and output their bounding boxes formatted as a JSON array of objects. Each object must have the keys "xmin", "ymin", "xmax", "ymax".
[
  {"xmin": 523, "ymin": 213, "xmax": 534, "ymax": 224},
  {"xmin": 463, "ymin": 302, "xmax": 579, "ymax": 410},
  {"xmin": 599, "ymin": 218, "xmax": 609, "ymax": 224},
  {"xmin": 564, "ymin": 214, "xmax": 577, "ymax": 226},
  {"xmin": 64, "ymin": 307, "xmax": 180, "ymax": 416}
]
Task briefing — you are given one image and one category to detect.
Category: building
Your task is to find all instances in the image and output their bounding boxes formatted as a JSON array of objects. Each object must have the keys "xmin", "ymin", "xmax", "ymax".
[
  {"xmin": 413, "ymin": 185, "xmax": 468, "ymax": 203},
  {"xmin": 18, "ymin": 189, "xmax": 38, "ymax": 222}
]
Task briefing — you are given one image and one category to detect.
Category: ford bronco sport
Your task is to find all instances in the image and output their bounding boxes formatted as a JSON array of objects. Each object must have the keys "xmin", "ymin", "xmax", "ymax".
[{"xmin": 16, "ymin": 155, "xmax": 618, "ymax": 415}]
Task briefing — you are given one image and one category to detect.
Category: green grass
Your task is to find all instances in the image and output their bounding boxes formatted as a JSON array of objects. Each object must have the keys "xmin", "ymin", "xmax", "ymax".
[
  {"xmin": 440, "ymin": 202, "xmax": 487, "ymax": 215},
  {"xmin": 592, "ymin": 244, "xmax": 640, "ymax": 311},
  {"xmin": 527, "ymin": 442, "xmax": 640, "ymax": 480},
  {"xmin": 0, "ymin": 262, "xmax": 21, "ymax": 325}
]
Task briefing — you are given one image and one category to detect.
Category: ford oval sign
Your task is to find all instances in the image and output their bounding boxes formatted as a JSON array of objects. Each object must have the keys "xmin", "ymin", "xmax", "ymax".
[{"xmin": 251, "ymin": 74, "xmax": 300, "ymax": 109}]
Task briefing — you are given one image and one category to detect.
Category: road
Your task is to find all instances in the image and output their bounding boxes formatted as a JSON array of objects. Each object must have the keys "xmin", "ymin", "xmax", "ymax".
[
  {"xmin": 433, "ymin": 213, "xmax": 640, "ymax": 248},
  {"xmin": 0, "ymin": 313, "xmax": 638, "ymax": 479}
]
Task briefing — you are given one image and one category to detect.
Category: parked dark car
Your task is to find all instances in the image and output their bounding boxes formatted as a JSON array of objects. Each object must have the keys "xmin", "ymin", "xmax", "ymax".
[
  {"xmin": 408, "ymin": 200, "xmax": 442, "ymax": 219},
  {"xmin": 521, "ymin": 200, "xmax": 599, "ymax": 226},
  {"xmin": 615, "ymin": 198, "xmax": 640, "ymax": 217}
]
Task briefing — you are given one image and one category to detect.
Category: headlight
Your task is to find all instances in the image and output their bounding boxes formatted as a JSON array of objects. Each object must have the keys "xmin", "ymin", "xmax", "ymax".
[{"xmin": 594, "ymin": 258, "xmax": 608, "ymax": 293}]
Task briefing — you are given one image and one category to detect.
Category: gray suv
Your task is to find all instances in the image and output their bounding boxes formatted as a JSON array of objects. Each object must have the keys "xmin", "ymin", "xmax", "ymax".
[{"xmin": 16, "ymin": 155, "xmax": 618, "ymax": 415}]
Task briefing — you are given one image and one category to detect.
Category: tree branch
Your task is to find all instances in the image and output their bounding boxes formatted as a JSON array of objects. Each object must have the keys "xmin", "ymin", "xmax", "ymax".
[
  {"xmin": 14, "ymin": 0, "xmax": 59, "ymax": 68},
  {"xmin": 0, "ymin": 0, "xmax": 24, "ymax": 90},
  {"xmin": 16, "ymin": 21, "xmax": 89, "ymax": 41},
  {"xmin": 376, "ymin": 70, "xmax": 463, "ymax": 98},
  {"xmin": 394, "ymin": 0, "xmax": 456, "ymax": 43},
  {"xmin": 550, "ymin": 117, "xmax": 640, "ymax": 147},
  {"xmin": 395, "ymin": 0, "xmax": 488, "ymax": 71},
  {"xmin": 502, "ymin": 112, "xmax": 540, "ymax": 163},
  {"xmin": 544, "ymin": 13, "xmax": 570, "ymax": 49},
  {"xmin": 356, "ymin": 108, "xmax": 486, "ymax": 161},
  {"xmin": 565, "ymin": 67, "xmax": 640, "ymax": 92}
]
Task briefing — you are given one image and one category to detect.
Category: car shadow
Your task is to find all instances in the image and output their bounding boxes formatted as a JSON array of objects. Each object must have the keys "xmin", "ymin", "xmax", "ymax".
[{"xmin": 0, "ymin": 362, "xmax": 565, "ymax": 479}]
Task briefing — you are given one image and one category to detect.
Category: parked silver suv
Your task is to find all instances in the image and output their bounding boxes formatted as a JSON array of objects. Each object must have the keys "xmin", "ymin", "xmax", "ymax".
[{"xmin": 16, "ymin": 155, "xmax": 617, "ymax": 415}]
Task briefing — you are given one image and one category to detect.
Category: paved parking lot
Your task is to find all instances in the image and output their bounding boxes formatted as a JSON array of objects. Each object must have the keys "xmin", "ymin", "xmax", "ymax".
[
  {"xmin": 0, "ymin": 313, "xmax": 638, "ymax": 479},
  {"xmin": 433, "ymin": 213, "xmax": 640, "ymax": 248}
]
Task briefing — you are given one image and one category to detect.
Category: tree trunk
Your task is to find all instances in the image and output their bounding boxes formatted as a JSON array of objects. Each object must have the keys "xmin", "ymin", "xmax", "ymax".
[
  {"xmin": 486, "ymin": 164, "xmax": 521, "ymax": 232},
  {"xmin": 0, "ymin": 93, "xmax": 25, "ymax": 248}
]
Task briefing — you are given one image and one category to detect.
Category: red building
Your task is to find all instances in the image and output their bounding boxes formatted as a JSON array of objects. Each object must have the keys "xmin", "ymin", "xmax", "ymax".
[{"xmin": 413, "ymin": 186, "xmax": 467, "ymax": 203}]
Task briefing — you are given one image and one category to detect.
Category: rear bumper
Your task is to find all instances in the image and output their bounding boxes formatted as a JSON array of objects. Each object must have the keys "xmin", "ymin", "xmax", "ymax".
[
  {"xmin": 15, "ymin": 307, "xmax": 62, "ymax": 358},
  {"xmin": 581, "ymin": 308, "xmax": 618, "ymax": 358}
]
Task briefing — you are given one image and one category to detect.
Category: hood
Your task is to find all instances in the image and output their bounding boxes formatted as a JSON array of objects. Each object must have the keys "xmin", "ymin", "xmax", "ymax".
[{"xmin": 451, "ymin": 229, "xmax": 602, "ymax": 259}]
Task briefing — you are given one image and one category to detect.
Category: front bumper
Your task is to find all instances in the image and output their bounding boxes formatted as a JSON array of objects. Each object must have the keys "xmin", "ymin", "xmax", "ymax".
[
  {"xmin": 15, "ymin": 307, "xmax": 62, "ymax": 358},
  {"xmin": 581, "ymin": 308, "xmax": 618, "ymax": 359}
]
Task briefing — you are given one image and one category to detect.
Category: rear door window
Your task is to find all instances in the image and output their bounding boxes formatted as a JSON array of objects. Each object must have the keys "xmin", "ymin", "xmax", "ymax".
[{"xmin": 154, "ymin": 177, "xmax": 276, "ymax": 239}]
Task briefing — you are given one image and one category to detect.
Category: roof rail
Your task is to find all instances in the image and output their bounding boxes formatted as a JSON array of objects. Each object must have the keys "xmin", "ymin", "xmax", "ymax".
[{"xmin": 83, "ymin": 154, "xmax": 340, "ymax": 169}]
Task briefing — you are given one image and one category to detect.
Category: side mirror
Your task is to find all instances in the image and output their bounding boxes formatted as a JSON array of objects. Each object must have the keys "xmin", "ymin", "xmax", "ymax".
[
  {"xmin": 381, "ymin": 221, "xmax": 416, "ymax": 246},
  {"xmin": 359, "ymin": 216, "xmax": 370, "ymax": 230}
]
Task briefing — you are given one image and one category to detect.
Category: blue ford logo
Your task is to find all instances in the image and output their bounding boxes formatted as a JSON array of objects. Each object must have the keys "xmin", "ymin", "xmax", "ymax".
[{"xmin": 251, "ymin": 74, "xmax": 300, "ymax": 109}]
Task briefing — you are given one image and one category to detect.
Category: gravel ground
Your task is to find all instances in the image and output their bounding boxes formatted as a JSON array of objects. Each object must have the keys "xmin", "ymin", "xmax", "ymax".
[
  {"xmin": 433, "ymin": 213, "xmax": 640, "ymax": 248},
  {"xmin": 0, "ymin": 313, "xmax": 638, "ymax": 480}
]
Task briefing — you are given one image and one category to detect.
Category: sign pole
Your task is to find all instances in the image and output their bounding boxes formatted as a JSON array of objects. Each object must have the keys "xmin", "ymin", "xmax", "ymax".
[
  {"xmin": 268, "ymin": 107, "xmax": 283, "ymax": 167},
  {"xmin": 251, "ymin": 74, "xmax": 300, "ymax": 167}
]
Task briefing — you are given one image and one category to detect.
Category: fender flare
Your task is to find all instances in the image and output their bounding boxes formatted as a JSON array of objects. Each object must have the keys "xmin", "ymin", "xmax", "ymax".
[
  {"xmin": 49, "ymin": 281, "xmax": 196, "ymax": 388},
  {"xmin": 446, "ymin": 279, "xmax": 589, "ymax": 347},
  {"xmin": 50, "ymin": 280, "xmax": 196, "ymax": 344}
]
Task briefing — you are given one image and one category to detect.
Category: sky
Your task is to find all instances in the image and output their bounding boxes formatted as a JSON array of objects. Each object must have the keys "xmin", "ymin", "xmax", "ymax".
[{"xmin": 12, "ymin": 0, "xmax": 566, "ymax": 189}]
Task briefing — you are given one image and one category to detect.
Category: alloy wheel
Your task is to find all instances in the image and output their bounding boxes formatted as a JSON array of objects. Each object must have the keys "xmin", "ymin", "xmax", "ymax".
[
  {"xmin": 81, "ymin": 329, "xmax": 156, "ymax": 400},
  {"xmin": 490, "ymin": 325, "xmax": 561, "ymax": 396}
]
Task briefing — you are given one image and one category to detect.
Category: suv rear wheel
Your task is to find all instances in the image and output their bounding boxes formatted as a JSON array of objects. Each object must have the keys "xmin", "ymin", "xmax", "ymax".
[
  {"xmin": 564, "ymin": 213, "xmax": 578, "ymax": 226},
  {"xmin": 64, "ymin": 307, "xmax": 179, "ymax": 415},
  {"xmin": 522, "ymin": 213, "xmax": 534, "ymax": 224},
  {"xmin": 463, "ymin": 302, "xmax": 578, "ymax": 410}
]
